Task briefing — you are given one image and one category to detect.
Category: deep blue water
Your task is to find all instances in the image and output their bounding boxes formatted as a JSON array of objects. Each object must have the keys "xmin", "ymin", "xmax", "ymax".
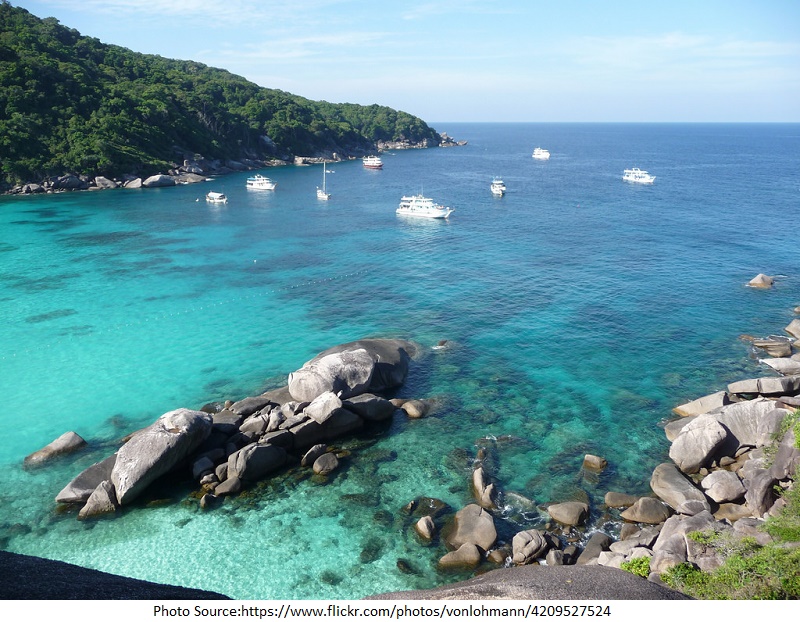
[{"xmin": 1, "ymin": 123, "xmax": 798, "ymax": 598}]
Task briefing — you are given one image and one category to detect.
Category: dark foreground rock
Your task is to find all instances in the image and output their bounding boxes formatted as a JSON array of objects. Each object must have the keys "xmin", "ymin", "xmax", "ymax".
[
  {"xmin": 366, "ymin": 565, "xmax": 690, "ymax": 600},
  {"xmin": 0, "ymin": 551, "xmax": 228, "ymax": 599}
]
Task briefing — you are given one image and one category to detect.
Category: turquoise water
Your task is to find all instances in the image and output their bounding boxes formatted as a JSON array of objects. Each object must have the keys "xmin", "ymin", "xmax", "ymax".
[{"xmin": 1, "ymin": 123, "xmax": 799, "ymax": 599}]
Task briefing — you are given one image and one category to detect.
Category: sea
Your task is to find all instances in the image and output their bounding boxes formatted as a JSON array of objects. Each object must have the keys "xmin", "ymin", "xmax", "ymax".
[{"xmin": 1, "ymin": 123, "xmax": 799, "ymax": 600}]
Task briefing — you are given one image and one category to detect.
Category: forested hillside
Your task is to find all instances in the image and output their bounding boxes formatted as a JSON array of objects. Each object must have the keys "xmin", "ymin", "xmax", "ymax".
[{"xmin": 0, "ymin": 2, "xmax": 441, "ymax": 186}]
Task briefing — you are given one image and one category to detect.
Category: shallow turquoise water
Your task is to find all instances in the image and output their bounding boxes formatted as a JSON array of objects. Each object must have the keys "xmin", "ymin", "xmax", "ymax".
[{"xmin": 1, "ymin": 123, "xmax": 799, "ymax": 598}]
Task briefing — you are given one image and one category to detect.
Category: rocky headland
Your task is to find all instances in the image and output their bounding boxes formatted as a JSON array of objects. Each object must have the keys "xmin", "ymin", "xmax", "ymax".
[
  {"xmin": 4, "ymin": 133, "xmax": 465, "ymax": 196},
  {"xmin": 19, "ymin": 293, "xmax": 800, "ymax": 599}
]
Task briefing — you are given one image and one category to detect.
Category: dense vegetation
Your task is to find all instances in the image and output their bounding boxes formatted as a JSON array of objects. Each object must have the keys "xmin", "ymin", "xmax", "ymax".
[{"xmin": 0, "ymin": 2, "xmax": 441, "ymax": 186}]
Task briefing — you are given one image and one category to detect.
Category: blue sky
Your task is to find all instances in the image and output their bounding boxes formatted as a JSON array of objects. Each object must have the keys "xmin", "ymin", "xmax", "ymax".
[{"xmin": 13, "ymin": 0, "xmax": 800, "ymax": 122}]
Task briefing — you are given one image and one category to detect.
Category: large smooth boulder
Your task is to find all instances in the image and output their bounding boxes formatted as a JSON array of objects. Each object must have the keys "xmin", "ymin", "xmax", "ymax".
[
  {"xmin": 744, "ymin": 469, "xmax": 777, "ymax": 517},
  {"xmin": 785, "ymin": 319, "xmax": 800, "ymax": 339},
  {"xmin": 56, "ymin": 454, "xmax": 117, "ymax": 503},
  {"xmin": 620, "ymin": 497, "xmax": 672, "ymax": 524},
  {"xmin": 227, "ymin": 443, "xmax": 287, "ymax": 481},
  {"xmin": 438, "ymin": 543, "xmax": 481, "ymax": 570},
  {"xmin": 715, "ymin": 399, "xmax": 788, "ymax": 451},
  {"xmin": 753, "ymin": 340, "xmax": 793, "ymax": 358},
  {"xmin": 650, "ymin": 463, "xmax": 710, "ymax": 515},
  {"xmin": 142, "ymin": 174, "xmax": 176, "ymax": 188},
  {"xmin": 24, "ymin": 431, "xmax": 86, "ymax": 468},
  {"xmin": 762, "ymin": 358, "xmax": 800, "ymax": 376},
  {"xmin": 343, "ymin": 393, "xmax": 397, "ymax": 421},
  {"xmin": 444, "ymin": 504, "xmax": 497, "ymax": 552},
  {"xmin": 303, "ymin": 391, "xmax": 343, "ymax": 424},
  {"xmin": 701, "ymin": 470, "xmax": 745, "ymax": 503},
  {"xmin": 111, "ymin": 409, "xmax": 212, "ymax": 505},
  {"xmin": 668, "ymin": 414, "xmax": 728, "ymax": 474},
  {"xmin": 77, "ymin": 481, "xmax": 118, "ymax": 520},
  {"xmin": 288, "ymin": 339, "xmax": 415, "ymax": 402},
  {"xmin": 672, "ymin": 391, "xmax": 729, "ymax": 417},
  {"xmin": 547, "ymin": 501, "xmax": 588, "ymax": 526},
  {"xmin": 512, "ymin": 530, "xmax": 554, "ymax": 565}
]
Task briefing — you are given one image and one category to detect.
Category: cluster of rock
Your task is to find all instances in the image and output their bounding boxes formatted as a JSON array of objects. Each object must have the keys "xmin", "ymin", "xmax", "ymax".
[
  {"xmin": 376, "ymin": 132, "xmax": 467, "ymax": 151},
  {"xmin": 6, "ymin": 134, "xmax": 466, "ymax": 196},
  {"xmin": 40, "ymin": 339, "xmax": 428, "ymax": 520},
  {"xmin": 402, "ymin": 311, "xmax": 799, "ymax": 587},
  {"xmin": 7, "ymin": 157, "xmax": 279, "ymax": 195}
]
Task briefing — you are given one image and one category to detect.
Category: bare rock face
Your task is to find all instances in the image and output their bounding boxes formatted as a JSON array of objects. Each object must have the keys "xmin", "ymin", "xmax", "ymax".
[
  {"xmin": 672, "ymin": 391, "xmax": 729, "ymax": 417},
  {"xmin": 111, "ymin": 408, "xmax": 213, "ymax": 505},
  {"xmin": 620, "ymin": 497, "xmax": 672, "ymax": 524},
  {"xmin": 227, "ymin": 442, "xmax": 287, "ymax": 481},
  {"xmin": 142, "ymin": 174, "xmax": 176, "ymax": 188},
  {"xmin": 78, "ymin": 481, "xmax": 118, "ymax": 520}
]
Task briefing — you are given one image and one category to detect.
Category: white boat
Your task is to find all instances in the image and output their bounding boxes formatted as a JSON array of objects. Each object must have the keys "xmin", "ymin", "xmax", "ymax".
[
  {"xmin": 397, "ymin": 194, "xmax": 454, "ymax": 219},
  {"xmin": 490, "ymin": 177, "xmax": 506, "ymax": 196},
  {"xmin": 316, "ymin": 164, "xmax": 330, "ymax": 200},
  {"xmin": 622, "ymin": 168, "xmax": 655, "ymax": 184},
  {"xmin": 363, "ymin": 155, "xmax": 383, "ymax": 169},
  {"xmin": 532, "ymin": 147, "xmax": 550, "ymax": 160},
  {"xmin": 205, "ymin": 191, "xmax": 227, "ymax": 204},
  {"xmin": 246, "ymin": 174, "xmax": 277, "ymax": 190}
]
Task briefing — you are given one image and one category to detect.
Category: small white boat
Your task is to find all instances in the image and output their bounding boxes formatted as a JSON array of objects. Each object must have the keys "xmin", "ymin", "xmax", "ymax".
[
  {"xmin": 532, "ymin": 147, "xmax": 550, "ymax": 160},
  {"xmin": 316, "ymin": 164, "xmax": 330, "ymax": 200},
  {"xmin": 246, "ymin": 174, "xmax": 277, "ymax": 190},
  {"xmin": 205, "ymin": 191, "xmax": 227, "ymax": 204},
  {"xmin": 490, "ymin": 177, "xmax": 506, "ymax": 196},
  {"xmin": 622, "ymin": 168, "xmax": 655, "ymax": 184},
  {"xmin": 363, "ymin": 155, "xmax": 383, "ymax": 169},
  {"xmin": 397, "ymin": 194, "xmax": 454, "ymax": 219}
]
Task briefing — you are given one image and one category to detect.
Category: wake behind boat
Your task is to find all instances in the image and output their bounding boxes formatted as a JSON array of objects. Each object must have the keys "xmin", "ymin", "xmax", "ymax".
[
  {"xmin": 246, "ymin": 174, "xmax": 277, "ymax": 190},
  {"xmin": 622, "ymin": 168, "xmax": 655, "ymax": 184},
  {"xmin": 397, "ymin": 194, "xmax": 454, "ymax": 219}
]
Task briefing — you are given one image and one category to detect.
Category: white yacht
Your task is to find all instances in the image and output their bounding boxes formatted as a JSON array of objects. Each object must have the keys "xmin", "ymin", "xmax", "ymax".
[
  {"xmin": 532, "ymin": 147, "xmax": 550, "ymax": 160},
  {"xmin": 316, "ymin": 164, "xmax": 330, "ymax": 200},
  {"xmin": 205, "ymin": 191, "xmax": 227, "ymax": 204},
  {"xmin": 246, "ymin": 174, "xmax": 277, "ymax": 190},
  {"xmin": 490, "ymin": 177, "xmax": 506, "ymax": 196},
  {"xmin": 397, "ymin": 194, "xmax": 454, "ymax": 219},
  {"xmin": 363, "ymin": 155, "xmax": 383, "ymax": 169},
  {"xmin": 622, "ymin": 168, "xmax": 655, "ymax": 184}
]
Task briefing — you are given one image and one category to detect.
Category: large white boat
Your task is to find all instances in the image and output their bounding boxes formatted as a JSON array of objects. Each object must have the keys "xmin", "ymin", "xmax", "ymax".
[
  {"xmin": 316, "ymin": 164, "xmax": 331, "ymax": 200},
  {"xmin": 622, "ymin": 168, "xmax": 656, "ymax": 184},
  {"xmin": 532, "ymin": 147, "xmax": 550, "ymax": 160},
  {"xmin": 206, "ymin": 191, "xmax": 227, "ymax": 204},
  {"xmin": 397, "ymin": 194, "xmax": 454, "ymax": 219},
  {"xmin": 246, "ymin": 174, "xmax": 277, "ymax": 190},
  {"xmin": 363, "ymin": 155, "xmax": 383, "ymax": 169},
  {"xmin": 490, "ymin": 177, "xmax": 506, "ymax": 196}
]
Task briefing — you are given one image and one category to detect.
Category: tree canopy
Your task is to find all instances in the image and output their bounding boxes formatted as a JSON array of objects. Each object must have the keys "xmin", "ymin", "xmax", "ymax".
[{"xmin": 0, "ymin": 2, "xmax": 441, "ymax": 185}]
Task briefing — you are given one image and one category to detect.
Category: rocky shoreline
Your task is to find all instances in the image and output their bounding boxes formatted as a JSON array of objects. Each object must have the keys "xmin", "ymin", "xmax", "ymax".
[
  {"xmin": 21, "ymin": 292, "xmax": 800, "ymax": 598},
  {"xmin": 3, "ymin": 133, "xmax": 466, "ymax": 196}
]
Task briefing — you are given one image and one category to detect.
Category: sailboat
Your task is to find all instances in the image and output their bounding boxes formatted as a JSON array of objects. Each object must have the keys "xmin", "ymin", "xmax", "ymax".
[{"xmin": 316, "ymin": 163, "xmax": 331, "ymax": 200}]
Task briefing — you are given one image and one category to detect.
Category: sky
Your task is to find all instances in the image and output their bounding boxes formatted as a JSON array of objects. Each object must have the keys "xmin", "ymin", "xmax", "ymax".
[{"xmin": 11, "ymin": 0, "xmax": 800, "ymax": 123}]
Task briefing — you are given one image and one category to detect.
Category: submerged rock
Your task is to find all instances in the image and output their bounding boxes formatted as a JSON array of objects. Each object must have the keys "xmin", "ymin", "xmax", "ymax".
[{"xmin": 24, "ymin": 431, "xmax": 86, "ymax": 468}]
